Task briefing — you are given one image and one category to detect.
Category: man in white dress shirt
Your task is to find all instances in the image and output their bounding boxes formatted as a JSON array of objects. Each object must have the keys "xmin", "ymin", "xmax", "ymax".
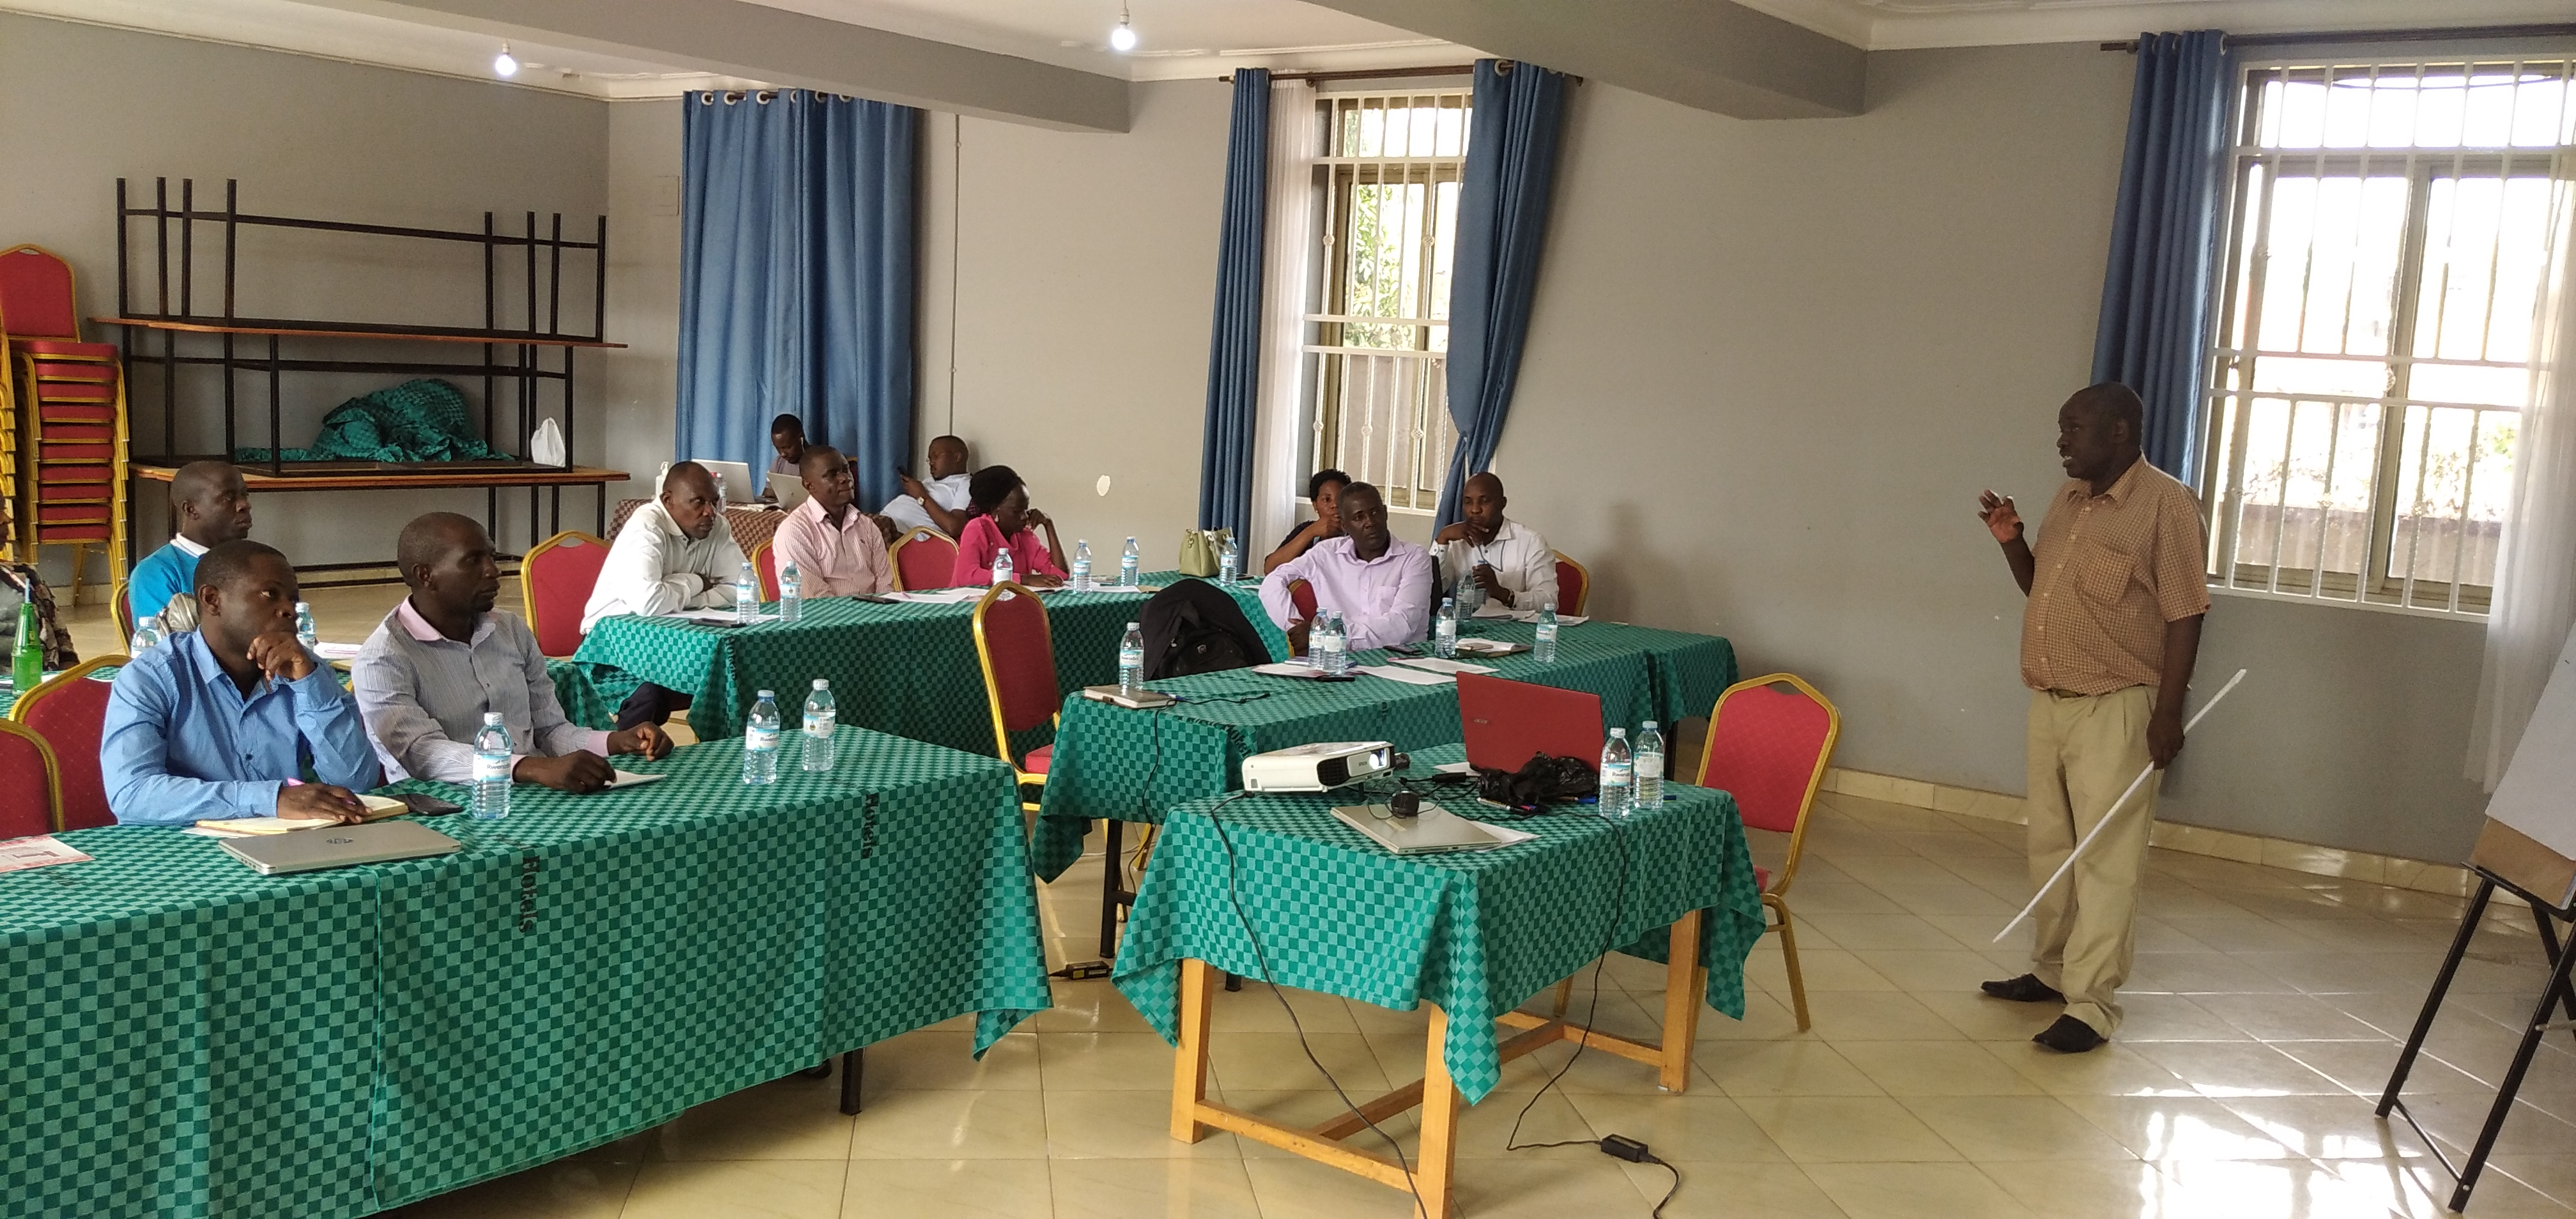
[
  {"xmin": 880, "ymin": 434, "xmax": 972, "ymax": 538},
  {"xmin": 1257, "ymin": 481, "xmax": 1434, "ymax": 655},
  {"xmin": 1433, "ymin": 473, "xmax": 1558, "ymax": 611},
  {"xmin": 584, "ymin": 461, "xmax": 747, "ymax": 728},
  {"xmin": 355, "ymin": 513, "xmax": 670, "ymax": 792}
]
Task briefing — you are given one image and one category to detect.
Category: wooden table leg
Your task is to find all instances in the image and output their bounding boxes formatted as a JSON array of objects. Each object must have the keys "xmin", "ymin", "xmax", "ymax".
[
  {"xmin": 1659, "ymin": 910, "xmax": 1705, "ymax": 1092},
  {"xmin": 1414, "ymin": 1004, "xmax": 1460, "ymax": 1219},
  {"xmin": 1171, "ymin": 958, "xmax": 1216, "ymax": 1142}
]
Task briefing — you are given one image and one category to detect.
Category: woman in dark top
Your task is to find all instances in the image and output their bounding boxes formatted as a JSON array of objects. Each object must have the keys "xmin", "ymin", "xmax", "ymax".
[{"xmin": 1263, "ymin": 469, "xmax": 1350, "ymax": 574}]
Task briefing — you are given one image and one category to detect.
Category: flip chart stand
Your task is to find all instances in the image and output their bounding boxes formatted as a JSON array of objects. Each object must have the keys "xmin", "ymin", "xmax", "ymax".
[{"xmin": 2375, "ymin": 865, "xmax": 2576, "ymax": 1212}]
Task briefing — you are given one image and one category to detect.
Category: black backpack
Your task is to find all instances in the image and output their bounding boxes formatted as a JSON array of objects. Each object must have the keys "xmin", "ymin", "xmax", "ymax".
[{"xmin": 1140, "ymin": 579, "xmax": 1273, "ymax": 680}]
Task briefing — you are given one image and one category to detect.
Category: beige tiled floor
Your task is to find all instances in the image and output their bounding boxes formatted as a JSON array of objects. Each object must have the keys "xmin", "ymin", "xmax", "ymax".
[{"xmin": 61, "ymin": 586, "xmax": 2576, "ymax": 1218}]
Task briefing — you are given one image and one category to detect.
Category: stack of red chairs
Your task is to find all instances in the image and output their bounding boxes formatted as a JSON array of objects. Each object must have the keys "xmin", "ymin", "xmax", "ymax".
[{"xmin": 0, "ymin": 245, "xmax": 128, "ymax": 600}]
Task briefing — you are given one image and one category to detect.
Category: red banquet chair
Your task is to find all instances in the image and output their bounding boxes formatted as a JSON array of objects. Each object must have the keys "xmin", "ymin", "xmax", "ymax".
[
  {"xmin": 890, "ymin": 526, "xmax": 956, "ymax": 592},
  {"xmin": 0, "ymin": 718, "xmax": 65, "ymax": 838},
  {"xmin": 1695, "ymin": 673, "xmax": 1841, "ymax": 1031},
  {"xmin": 750, "ymin": 540, "xmax": 781, "ymax": 602},
  {"xmin": 972, "ymin": 581, "xmax": 1059, "ymax": 809},
  {"xmin": 522, "ymin": 531, "xmax": 610, "ymax": 658},
  {"xmin": 1553, "ymin": 552, "xmax": 1591, "ymax": 617},
  {"xmin": 10, "ymin": 656, "xmax": 123, "ymax": 831}
]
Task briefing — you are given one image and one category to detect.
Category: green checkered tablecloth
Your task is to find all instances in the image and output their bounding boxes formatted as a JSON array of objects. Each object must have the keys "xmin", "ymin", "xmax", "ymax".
[
  {"xmin": 0, "ymin": 726, "xmax": 1050, "ymax": 1218},
  {"xmin": 544, "ymin": 657, "xmax": 613, "ymax": 730},
  {"xmin": 572, "ymin": 573, "xmax": 1281, "ymax": 750},
  {"xmin": 1028, "ymin": 621, "xmax": 1736, "ymax": 880},
  {"xmin": 1110, "ymin": 744, "xmax": 1765, "ymax": 1103}
]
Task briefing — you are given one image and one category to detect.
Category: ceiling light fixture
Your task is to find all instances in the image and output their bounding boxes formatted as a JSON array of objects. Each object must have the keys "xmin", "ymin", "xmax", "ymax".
[
  {"xmin": 1108, "ymin": 4, "xmax": 1137, "ymax": 52},
  {"xmin": 493, "ymin": 42, "xmax": 519, "ymax": 77}
]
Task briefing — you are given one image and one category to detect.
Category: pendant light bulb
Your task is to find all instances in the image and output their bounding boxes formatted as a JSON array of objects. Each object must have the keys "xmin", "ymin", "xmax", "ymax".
[
  {"xmin": 1108, "ymin": 6, "xmax": 1137, "ymax": 52},
  {"xmin": 493, "ymin": 43, "xmax": 519, "ymax": 77}
]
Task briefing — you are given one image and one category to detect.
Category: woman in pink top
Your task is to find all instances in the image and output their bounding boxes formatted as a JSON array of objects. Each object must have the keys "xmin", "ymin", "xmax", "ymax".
[{"xmin": 951, "ymin": 465, "xmax": 1068, "ymax": 587}]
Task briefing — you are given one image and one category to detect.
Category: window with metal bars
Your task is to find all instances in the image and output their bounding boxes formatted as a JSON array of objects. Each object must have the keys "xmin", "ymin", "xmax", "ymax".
[
  {"xmin": 1300, "ymin": 89, "xmax": 1471, "ymax": 514},
  {"xmin": 2202, "ymin": 57, "xmax": 2575, "ymax": 615}
]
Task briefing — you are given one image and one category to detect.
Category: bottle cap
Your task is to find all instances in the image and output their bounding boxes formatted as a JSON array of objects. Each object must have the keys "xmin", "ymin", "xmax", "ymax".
[
  {"xmin": 757, "ymin": 689, "xmax": 774, "ymax": 698},
  {"xmin": 484, "ymin": 711, "xmax": 505, "ymax": 724},
  {"xmin": 1126, "ymin": 622, "xmax": 1140, "ymax": 630},
  {"xmin": 813, "ymin": 678, "xmax": 828, "ymax": 689},
  {"xmin": 1610, "ymin": 727, "xmax": 1627, "ymax": 737},
  {"xmin": 1643, "ymin": 720, "xmax": 1658, "ymax": 730}
]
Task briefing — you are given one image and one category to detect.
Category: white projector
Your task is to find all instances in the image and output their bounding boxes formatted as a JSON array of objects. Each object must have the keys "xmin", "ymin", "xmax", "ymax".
[{"xmin": 1239, "ymin": 741, "xmax": 1396, "ymax": 793}]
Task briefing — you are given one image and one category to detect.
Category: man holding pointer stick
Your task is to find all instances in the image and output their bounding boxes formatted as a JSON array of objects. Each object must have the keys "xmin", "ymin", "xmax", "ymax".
[{"xmin": 1976, "ymin": 383, "xmax": 2207, "ymax": 1054}]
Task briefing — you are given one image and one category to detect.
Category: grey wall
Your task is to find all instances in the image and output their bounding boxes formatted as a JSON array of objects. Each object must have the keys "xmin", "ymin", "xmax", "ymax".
[
  {"xmin": 0, "ymin": 14, "xmax": 608, "ymax": 577},
  {"xmin": 602, "ymin": 99, "xmax": 683, "ymax": 508}
]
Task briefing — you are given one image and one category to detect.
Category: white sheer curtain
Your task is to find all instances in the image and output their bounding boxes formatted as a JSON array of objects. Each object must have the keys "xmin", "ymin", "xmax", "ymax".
[
  {"xmin": 1249, "ymin": 79, "xmax": 1317, "ymax": 557},
  {"xmin": 2471, "ymin": 158, "xmax": 2576, "ymax": 790}
]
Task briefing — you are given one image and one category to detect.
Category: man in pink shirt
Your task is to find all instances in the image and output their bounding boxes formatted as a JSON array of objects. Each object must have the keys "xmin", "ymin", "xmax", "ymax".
[
  {"xmin": 1257, "ymin": 480, "xmax": 1434, "ymax": 655},
  {"xmin": 771, "ymin": 446, "xmax": 893, "ymax": 597}
]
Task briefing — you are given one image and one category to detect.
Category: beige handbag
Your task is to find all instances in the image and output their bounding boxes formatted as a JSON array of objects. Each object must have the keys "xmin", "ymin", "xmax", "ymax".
[{"xmin": 1177, "ymin": 528, "xmax": 1233, "ymax": 578}]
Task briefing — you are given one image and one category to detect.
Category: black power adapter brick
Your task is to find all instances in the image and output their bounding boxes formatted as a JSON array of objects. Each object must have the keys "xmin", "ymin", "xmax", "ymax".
[{"xmin": 1598, "ymin": 1134, "xmax": 1653, "ymax": 1163}]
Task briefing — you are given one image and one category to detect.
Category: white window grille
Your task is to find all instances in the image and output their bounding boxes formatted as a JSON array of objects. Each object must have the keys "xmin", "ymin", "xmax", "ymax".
[
  {"xmin": 2204, "ymin": 58, "xmax": 2575, "ymax": 615},
  {"xmin": 1301, "ymin": 89, "xmax": 1471, "ymax": 514}
]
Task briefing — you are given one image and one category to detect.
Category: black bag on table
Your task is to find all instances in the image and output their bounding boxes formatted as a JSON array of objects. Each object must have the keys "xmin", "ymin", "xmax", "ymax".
[
  {"xmin": 1140, "ymin": 578, "xmax": 1271, "ymax": 680},
  {"xmin": 1475, "ymin": 753, "xmax": 1599, "ymax": 810}
]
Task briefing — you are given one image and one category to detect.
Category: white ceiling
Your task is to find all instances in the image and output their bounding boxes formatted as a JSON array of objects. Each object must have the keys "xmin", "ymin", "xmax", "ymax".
[{"xmin": 0, "ymin": 0, "xmax": 2563, "ymax": 101}]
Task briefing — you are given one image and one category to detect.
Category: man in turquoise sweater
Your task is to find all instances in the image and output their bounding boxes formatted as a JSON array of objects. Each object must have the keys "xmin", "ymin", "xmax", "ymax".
[{"xmin": 128, "ymin": 461, "xmax": 252, "ymax": 625}]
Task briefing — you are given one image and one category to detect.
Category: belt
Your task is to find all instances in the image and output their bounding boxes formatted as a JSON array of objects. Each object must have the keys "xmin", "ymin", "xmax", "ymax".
[{"xmin": 2044, "ymin": 686, "xmax": 2142, "ymax": 700}]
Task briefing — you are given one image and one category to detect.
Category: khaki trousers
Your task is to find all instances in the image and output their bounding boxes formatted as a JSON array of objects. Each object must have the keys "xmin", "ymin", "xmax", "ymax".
[{"xmin": 2025, "ymin": 686, "xmax": 2159, "ymax": 1037}]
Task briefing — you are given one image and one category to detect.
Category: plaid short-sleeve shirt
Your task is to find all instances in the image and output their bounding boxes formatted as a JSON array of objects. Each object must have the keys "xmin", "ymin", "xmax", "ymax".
[{"xmin": 2021, "ymin": 458, "xmax": 2211, "ymax": 694}]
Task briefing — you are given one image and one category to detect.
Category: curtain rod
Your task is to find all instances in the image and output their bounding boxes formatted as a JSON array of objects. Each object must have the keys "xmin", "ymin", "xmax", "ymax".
[
  {"xmin": 1222, "ymin": 64, "xmax": 1474, "ymax": 84},
  {"xmin": 2102, "ymin": 23, "xmax": 2576, "ymax": 52}
]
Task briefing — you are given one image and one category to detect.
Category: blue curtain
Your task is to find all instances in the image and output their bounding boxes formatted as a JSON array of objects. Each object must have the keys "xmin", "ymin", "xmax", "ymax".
[
  {"xmin": 1197, "ymin": 70, "xmax": 1270, "ymax": 537},
  {"xmin": 679, "ymin": 91, "xmax": 917, "ymax": 509},
  {"xmin": 2094, "ymin": 31, "xmax": 2234, "ymax": 484},
  {"xmin": 1438, "ymin": 59, "xmax": 1570, "ymax": 528}
]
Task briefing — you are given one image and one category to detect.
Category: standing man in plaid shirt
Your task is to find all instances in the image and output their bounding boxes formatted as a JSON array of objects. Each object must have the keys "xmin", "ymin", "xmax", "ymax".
[{"xmin": 1975, "ymin": 382, "xmax": 2208, "ymax": 1054}]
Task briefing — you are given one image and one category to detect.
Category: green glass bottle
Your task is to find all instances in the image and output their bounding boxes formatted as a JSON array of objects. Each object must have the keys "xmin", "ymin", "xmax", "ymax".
[{"xmin": 12, "ymin": 601, "xmax": 42, "ymax": 692}]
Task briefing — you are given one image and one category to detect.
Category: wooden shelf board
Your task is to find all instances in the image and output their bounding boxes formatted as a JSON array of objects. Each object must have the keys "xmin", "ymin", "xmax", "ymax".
[
  {"xmin": 95, "ymin": 316, "xmax": 625, "ymax": 349},
  {"xmin": 132, "ymin": 462, "xmax": 629, "ymax": 492}
]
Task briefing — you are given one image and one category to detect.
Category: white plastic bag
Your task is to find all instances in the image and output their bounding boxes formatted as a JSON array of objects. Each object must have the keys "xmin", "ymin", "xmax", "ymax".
[{"xmin": 530, "ymin": 418, "xmax": 567, "ymax": 466}]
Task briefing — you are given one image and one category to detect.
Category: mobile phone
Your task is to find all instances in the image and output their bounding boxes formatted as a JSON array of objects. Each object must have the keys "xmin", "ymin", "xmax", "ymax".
[
  {"xmin": 1386, "ymin": 645, "xmax": 1425, "ymax": 658},
  {"xmin": 397, "ymin": 792, "xmax": 464, "ymax": 816}
]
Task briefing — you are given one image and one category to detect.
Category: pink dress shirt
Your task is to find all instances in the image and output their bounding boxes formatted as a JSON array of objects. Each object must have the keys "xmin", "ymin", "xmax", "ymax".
[
  {"xmin": 952, "ymin": 515, "xmax": 1066, "ymax": 586},
  {"xmin": 1257, "ymin": 535, "xmax": 1436, "ymax": 651},
  {"xmin": 770, "ymin": 496, "xmax": 893, "ymax": 597}
]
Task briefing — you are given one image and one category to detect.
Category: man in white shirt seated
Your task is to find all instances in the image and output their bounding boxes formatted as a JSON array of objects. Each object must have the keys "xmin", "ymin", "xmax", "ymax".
[
  {"xmin": 355, "ymin": 512, "xmax": 670, "ymax": 793},
  {"xmin": 585, "ymin": 461, "xmax": 747, "ymax": 728},
  {"xmin": 772, "ymin": 446, "xmax": 893, "ymax": 597},
  {"xmin": 1433, "ymin": 473, "xmax": 1559, "ymax": 612},
  {"xmin": 1257, "ymin": 480, "xmax": 1434, "ymax": 655},
  {"xmin": 881, "ymin": 434, "xmax": 972, "ymax": 538}
]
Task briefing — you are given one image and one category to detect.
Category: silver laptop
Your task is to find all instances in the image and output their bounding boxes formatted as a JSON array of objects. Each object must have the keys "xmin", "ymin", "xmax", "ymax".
[
  {"xmin": 1331, "ymin": 803, "xmax": 1516, "ymax": 854},
  {"xmin": 691, "ymin": 458, "xmax": 757, "ymax": 505},
  {"xmin": 767, "ymin": 470, "xmax": 809, "ymax": 510},
  {"xmin": 220, "ymin": 819, "xmax": 462, "ymax": 875}
]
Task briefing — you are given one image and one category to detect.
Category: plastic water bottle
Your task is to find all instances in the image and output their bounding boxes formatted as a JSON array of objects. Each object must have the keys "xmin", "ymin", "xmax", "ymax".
[
  {"xmin": 743, "ymin": 689, "xmax": 781, "ymax": 785},
  {"xmin": 294, "ymin": 601, "xmax": 318, "ymax": 647},
  {"xmin": 1635, "ymin": 721, "xmax": 1665, "ymax": 809},
  {"xmin": 1315, "ymin": 610, "xmax": 1349, "ymax": 677},
  {"xmin": 1534, "ymin": 600, "xmax": 1560, "ymax": 664},
  {"xmin": 1599, "ymin": 728, "xmax": 1634, "ymax": 818},
  {"xmin": 779, "ymin": 562, "xmax": 802, "ymax": 622},
  {"xmin": 130, "ymin": 615, "xmax": 167, "ymax": 654},
  {"xmin": 472, "ymin": 712, "xmax": 513, "ymax": 820},
  {"xmin": 1120, "ymin": 537, "xmax": 1140, "ymax": 588},
  {"xmin": 1118, "ymin": 622, "xmax": 1145, "ymax": 698},
  {"xmin": 735, "ymin": 560, "xmax": 758, "ymax": 625},
  {"xmin": 1434, "ymin": 597, "xmax": 1459, "ymax": 659},
  {"xmin": 1218, "ymin": 534, "xmax": 1239, "ymax": 583},
  {"xmin": 801, "ymin": 679, "xmax": 836, "ymax": 772},
  {"xmin": 1071, "ymin": 540, "xmax": 1094, "ymax": 592},
  {"xmin": 992, "ymin": 542, "xmax": 1016, "ymax": 588}
]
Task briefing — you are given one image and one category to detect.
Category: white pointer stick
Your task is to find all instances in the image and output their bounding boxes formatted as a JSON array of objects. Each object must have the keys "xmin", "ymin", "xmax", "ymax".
[{"xmin": 1992, "ymin": 668, "xmax": 2248, "ymax": 944}]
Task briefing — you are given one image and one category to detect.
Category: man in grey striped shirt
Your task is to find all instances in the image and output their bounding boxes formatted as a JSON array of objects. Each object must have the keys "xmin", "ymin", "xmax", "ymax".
[{"xmin": 354, "ymin": 513, "xmax": 670, "ymax": 793}]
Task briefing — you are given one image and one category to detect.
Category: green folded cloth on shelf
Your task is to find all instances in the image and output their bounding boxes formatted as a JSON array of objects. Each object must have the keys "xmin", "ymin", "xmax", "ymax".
[{"xmin": 234, "ymin": 378, "xmax": 500, "ymax": 464}]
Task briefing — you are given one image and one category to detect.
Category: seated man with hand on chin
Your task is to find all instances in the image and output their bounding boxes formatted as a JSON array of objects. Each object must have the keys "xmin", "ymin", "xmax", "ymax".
[
  {"xmin": 1434, "ymin": 472, "xmax": 1558, "ymax": 611},
  {"xmin": 1257, "ymin": 480, "xmax": 1434, "ymax": 655},
  {"xmin": 355, "ymin": 512, "xmax": 670, "ymax": 794},
  {"xmin": 101, "ymin": 540, "xmax": 382, "ymax": 825}
]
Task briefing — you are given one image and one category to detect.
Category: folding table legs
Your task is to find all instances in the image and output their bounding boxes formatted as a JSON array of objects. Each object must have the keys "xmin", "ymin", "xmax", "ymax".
[{"xmin": 839, "ymin": 1048, "xmax": 864, "ymax": 1116}]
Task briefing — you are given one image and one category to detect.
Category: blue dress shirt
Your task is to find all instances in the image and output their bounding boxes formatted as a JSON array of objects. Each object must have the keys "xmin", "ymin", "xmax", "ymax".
[{"xmin": 100, "ymin": 631, "xmax": 382, "ymax": 824}]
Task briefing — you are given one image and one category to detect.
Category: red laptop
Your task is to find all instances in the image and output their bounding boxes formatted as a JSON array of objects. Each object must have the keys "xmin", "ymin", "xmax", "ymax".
[{"xmin": 1457, "ymin": 673, "xmax": 1606, "ymax": 774}]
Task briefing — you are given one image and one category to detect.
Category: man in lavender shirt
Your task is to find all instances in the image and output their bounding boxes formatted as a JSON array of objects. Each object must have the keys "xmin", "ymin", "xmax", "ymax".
[
  {"xmin": 1258, "ymin": 480, "xmax": 1434, "ymax": 656},
  {"xmin": 353, "ymin": 513, "xmax": 670, "ymax": 792}
]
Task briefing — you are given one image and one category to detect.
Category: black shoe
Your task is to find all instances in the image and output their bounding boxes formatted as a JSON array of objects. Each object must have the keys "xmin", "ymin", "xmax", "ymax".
[
  {"xmin": 2033, "ymin": 1015, "xmax": 2106, "ymax": 1054},
  {"xmin": 1979, "ymin": 974, "xmax": 2064, "ymax": 1004}
]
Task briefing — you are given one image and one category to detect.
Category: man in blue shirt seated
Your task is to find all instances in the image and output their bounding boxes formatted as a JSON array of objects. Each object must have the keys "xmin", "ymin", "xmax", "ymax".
[
  {"xmin": 102, "ymin": 539, "xmax": 381, "ymax": 825},
  {"xmin": 127, "ymin": 460, "xmax": 254, "ymax": 627}
]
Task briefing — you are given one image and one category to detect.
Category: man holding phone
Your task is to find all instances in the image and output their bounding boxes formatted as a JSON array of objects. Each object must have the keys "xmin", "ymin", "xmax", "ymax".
[
  {"xmin": 100, "ymin": 540, "xmax": 383, "ymax": 825},
  {"xmin": 881, "ymin": 434, "xmax": 973, "ymax": 539}
]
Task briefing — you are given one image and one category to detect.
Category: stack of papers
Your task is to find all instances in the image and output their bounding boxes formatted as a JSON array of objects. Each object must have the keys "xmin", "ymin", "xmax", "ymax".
[
  {"xmin": 1390, "ymin": 657, "xmax": 1496, "ymax": 675},
  {"xmin": 192, "ymin": 794, "xmax": 412, "ymax": 836},
  {"xmin": 885, "ymin": 588, "xmax": 985, "ymax": 604},
  {"xmin": 1354, "ymin": 664, "xmax": 1457, "ymax": 686},
  {"xmin": 664, "ymin": 608, "xmax": 779, "ymax": 625},
  {"xmin": 314, "ymin": 642, "xmax": 365, "ymax": 661},
  {"xmin": 0, "ymin": 834, "xmax": 89, "ymax": 873}
]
